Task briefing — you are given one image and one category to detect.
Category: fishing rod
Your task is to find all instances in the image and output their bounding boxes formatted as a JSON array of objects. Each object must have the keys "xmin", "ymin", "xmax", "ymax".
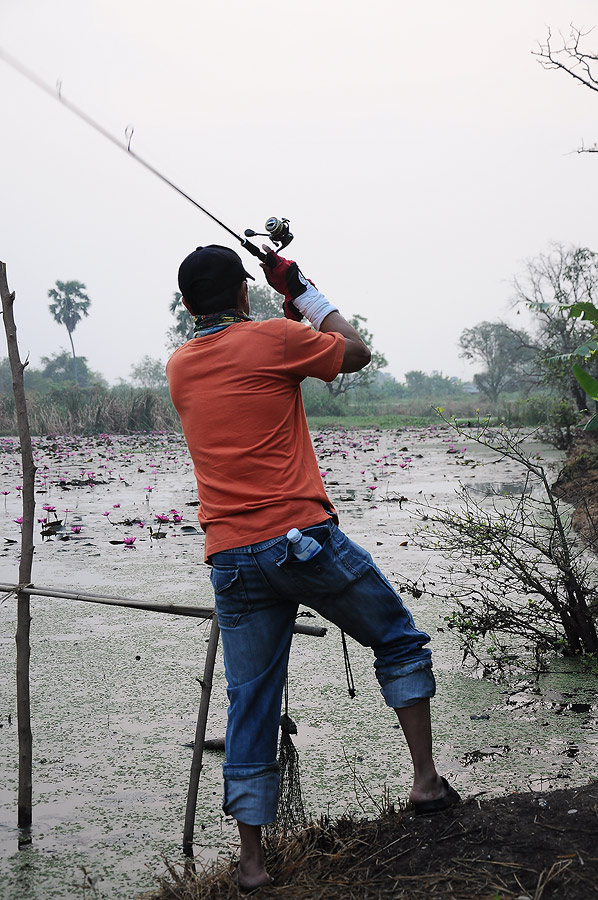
[{"xmin": 0, "ymin": 47, "xmax": 294, "ymax": 263}]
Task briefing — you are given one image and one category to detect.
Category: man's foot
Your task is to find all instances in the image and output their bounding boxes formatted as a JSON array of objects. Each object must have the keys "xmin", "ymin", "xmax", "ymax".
[
  {"xmin": 234, "ymin": 862, "xmax": 274, "ymax": 892},
  {"xmin": 409, "ymin": 775, "xmax": 461, "ymax": 816}
]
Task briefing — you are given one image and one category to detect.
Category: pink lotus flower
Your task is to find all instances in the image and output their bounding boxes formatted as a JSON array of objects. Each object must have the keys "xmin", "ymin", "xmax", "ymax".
[
  {"xmin": 123, "ymin": 536, "xmax": 136, "ymax": 546},
  {"xmin": 155, "ymin": 514, "xmax": 170, "ymax": 523},
  {"xmin": 71, "ymin": 526, "xmax": 82, "ymax": 534},
  {"xmin": 13, "ymin": 516, "xmax": 23, "ymax": 524},
  {"xmin": 113, "ymin": 503, "xmax": 120, "ymax": 508},
  {"xmin": 42, "ymin": 504, "xmax": 56, "ymax": 512}
]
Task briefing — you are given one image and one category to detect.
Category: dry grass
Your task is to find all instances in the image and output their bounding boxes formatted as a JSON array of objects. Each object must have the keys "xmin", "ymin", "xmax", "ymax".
[
  {"xmin": 0, "ymin": 386, "xmax": 180, "ymax": 435},
  {"xmin": 147, "ymin": 782, "xmax": 598, "ymax": 900}
]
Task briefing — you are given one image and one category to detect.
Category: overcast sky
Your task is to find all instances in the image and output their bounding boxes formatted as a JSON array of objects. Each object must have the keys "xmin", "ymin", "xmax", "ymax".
[{"xmin": 2, "ymin": 0, "xmax": 597, "ymax": 386}]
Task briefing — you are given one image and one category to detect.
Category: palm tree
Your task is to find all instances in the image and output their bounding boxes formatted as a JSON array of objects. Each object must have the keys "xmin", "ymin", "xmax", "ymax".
[{"xmin": 47, "ymin": 281, "xmax": 91, "ymax": 384}]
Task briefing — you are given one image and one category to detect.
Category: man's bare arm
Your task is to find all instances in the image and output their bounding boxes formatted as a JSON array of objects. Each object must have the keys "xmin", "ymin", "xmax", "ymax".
[
  {"xmin": 260, "ymin": 248, "xmax": 371, "ymax": 372},
  {"xmin": 319, "ymin": 311, "xmax": 371, "ymax": 373}
]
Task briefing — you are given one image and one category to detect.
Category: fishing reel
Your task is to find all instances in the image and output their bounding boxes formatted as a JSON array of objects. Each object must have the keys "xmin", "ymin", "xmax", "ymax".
[{"xmin": 244, "ymin": 216, "xmax": 294, "ymax": 251}]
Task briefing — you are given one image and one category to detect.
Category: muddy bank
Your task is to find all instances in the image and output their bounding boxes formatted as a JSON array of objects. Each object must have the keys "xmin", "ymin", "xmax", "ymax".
[
  {"xmin": 553, "ymin": 432, "xmax": 598, "ymax": 547},
  {"xmin": 152, "ymin": 781, "xmax": 598, "ymax": 900}
]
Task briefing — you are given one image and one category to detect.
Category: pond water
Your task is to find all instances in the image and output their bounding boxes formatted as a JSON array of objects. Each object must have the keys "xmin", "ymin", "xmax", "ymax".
[{"xmin": 0, "ymin": 428, "xmax": 596, "ymax": 900}]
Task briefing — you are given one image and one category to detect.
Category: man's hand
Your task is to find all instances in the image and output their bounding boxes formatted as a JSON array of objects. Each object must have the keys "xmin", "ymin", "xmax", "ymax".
[
  {"xmin": 261, "ymin": 247, "xmax": 338, "ymax": 329},
  {"xmin": 261, "ymin": 248, "xmax": 313, "ymax": 321}
]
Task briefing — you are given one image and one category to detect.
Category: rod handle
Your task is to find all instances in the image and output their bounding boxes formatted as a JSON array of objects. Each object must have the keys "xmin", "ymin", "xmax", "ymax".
[{"xmin": 241, "ymin": 238, "xmax": 267, "ymax": 263}]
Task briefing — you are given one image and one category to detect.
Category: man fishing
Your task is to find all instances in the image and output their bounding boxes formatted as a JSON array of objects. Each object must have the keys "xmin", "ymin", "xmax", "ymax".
[{"xmin": 167, "ymin": 244, "xmax": 459, "ymax": 890}]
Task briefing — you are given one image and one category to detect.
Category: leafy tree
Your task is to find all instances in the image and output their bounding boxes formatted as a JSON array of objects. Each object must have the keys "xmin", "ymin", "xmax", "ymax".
[
  {"xmin": 0, "ymin": 353, "xmax": 103, "ymax": 395},
  {"xmin": 0, "ymin": 357, "xmax": 13, "ymax": 394},
  {"xmin": 38, "ymin": 351, "xmax": 106, "ymax": 390},
  {"xmin": 47, "ymin": 280, "xmax": 91, "ymax": 384},
  {"xmin": 459, "ymin": 322, "xmax": 535, "ymax": 403},
  {"xmin": 248, "ymin": 284, "xmax": 284, "ymax": 321},
  {"xmin": 511, "ymin": 244, "xmax": 598, "ymax": 411},
  {"xmin": 130, "ymin": 355, "xmax": 168, "ymax": 390},
  {"xmin": 167, "ymin": 292, "xmax": 193, "ymax": 350},
  {"xmin": 403, "ymin": 370, "xmax": 463, "ymax": 398},
  {"xmin": 325, "ymin": 315, "xmax": 387, "ymax": 397}
]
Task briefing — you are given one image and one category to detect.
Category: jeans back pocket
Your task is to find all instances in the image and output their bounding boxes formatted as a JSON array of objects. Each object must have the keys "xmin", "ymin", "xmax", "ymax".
[{"xmin": 211, "ymin": 565, "xmax": 249, "ymax": 628}]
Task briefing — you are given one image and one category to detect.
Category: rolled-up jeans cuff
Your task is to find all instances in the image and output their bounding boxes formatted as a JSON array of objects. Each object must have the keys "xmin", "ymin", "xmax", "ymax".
[
  {"xmin": 378, "ymin": 661, "xmax": 436, "ymax": 709},
  {"xmin": 222, "ymin": 763, "xmax": 280, "ymax": 825}
]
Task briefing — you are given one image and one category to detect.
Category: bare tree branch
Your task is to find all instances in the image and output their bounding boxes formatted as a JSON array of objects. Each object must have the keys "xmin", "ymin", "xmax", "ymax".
[
  {"xmin": 535, "ymin": 26, "xmax": 598, "ymax": 152},
  {"xmin": 534, "ymin": 26, "xmax": 598, "ymax": 93}
]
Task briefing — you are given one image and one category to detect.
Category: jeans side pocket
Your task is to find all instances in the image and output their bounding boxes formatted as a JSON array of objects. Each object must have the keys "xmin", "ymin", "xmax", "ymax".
[
  {"xmin": 274, "ymin": 527, "xmax": 367, "ymax": 598},
  {"xmin": 211, "ymin": 565, "xmax": 249, "ymax": 628}
]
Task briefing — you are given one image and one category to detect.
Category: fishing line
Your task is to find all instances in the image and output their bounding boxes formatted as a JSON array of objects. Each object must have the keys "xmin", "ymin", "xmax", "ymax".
[{"xmin": 0, "ymin": 47, "xmax": 268, "ymax": 262}]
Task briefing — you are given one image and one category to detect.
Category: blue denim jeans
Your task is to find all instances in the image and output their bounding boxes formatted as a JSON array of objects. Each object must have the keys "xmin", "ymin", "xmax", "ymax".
[{"xmin": 210, "ymin": 519, "xmax": 435, "ymax": 825}]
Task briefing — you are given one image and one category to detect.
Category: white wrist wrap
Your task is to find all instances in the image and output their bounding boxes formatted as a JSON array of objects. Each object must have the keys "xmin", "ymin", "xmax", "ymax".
[{"xmin": 294, "ymin": 282, "xmax": 338, "ymax": 330}]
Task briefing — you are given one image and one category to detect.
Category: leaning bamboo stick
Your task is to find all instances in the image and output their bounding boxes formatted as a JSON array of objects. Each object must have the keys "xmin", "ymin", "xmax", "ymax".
[
  {"xmin": 0, "ymin": 583, "xmax": 215, "ymax": 618},
  {"xmin": 0, "ymin": 262, "xmax": 35, "ymax": 836},
  {"xmin": 0, "ymin": 583, "xmax": 328, "ymax": 636},
  {"xmin": 183, "ymin": 614, "xmax": 220, "ymax": 856}
]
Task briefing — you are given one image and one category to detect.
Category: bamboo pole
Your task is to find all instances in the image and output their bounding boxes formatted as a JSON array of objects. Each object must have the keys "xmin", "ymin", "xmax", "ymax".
[
  {"xmin": 182, "ymin": 614, "xmax": 220, "ymax": 856},
  {"xmin": 0, "ymin": 583, "xmax": 215, "ymax": 619},
  {"xmin": 0, "ymin": 583, "xmax": 327, "ymax": 636},
  {"xmin": 0, "ymin": 263, "xmax": 36, "ymax": 838}
]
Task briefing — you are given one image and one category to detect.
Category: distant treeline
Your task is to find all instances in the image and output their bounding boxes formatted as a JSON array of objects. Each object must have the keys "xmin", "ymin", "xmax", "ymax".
[{"xmin": 0, "ymin": 360, "xmax": 574, "ymax": 437}]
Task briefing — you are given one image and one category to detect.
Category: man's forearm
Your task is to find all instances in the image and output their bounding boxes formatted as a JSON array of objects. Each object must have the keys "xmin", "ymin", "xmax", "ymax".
[{"xmin": 319, "ymin": 311, "xmax": 371, "ymax": 373}]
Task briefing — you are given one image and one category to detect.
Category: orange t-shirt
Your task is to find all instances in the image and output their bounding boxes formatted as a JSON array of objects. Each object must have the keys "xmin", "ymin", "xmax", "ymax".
[{"xmin": 166, "ymin": 318, "xmax": 345, "ymax": 559}]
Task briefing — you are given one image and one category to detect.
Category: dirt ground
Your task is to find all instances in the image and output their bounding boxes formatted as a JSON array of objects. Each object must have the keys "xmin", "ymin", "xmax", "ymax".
[
  {"xmin": 152, "ymin": 781, "xmax": 598, "ymax": 900},
  {"xmin": 552, "ymin": 432, "xmax": 598, "ymax": 549}
]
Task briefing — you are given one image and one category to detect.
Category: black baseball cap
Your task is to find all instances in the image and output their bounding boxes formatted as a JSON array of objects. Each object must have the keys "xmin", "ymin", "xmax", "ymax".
[{"xmin": 178, "ymin": 244, "xmax": 254, "ymax": 304}]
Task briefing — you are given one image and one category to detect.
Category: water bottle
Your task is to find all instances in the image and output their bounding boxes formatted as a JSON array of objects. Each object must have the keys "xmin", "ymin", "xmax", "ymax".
[{"xmin": 286, "ymin": 527, "xmax": 322, "ymax": 561}]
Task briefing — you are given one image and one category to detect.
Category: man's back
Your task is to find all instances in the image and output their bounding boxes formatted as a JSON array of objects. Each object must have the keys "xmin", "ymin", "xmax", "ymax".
[{"xmin": 167, "ymin": 317, "xmax": 344, "ymax": 557}]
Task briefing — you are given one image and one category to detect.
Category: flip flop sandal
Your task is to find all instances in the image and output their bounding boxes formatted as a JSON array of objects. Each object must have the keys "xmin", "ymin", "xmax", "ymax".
[{"xmin": 412, "ymin": 777, "xmax": 461, "ymax": 816}]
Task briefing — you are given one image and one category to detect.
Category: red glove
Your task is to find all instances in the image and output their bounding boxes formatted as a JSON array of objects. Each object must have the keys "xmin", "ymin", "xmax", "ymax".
[{"xmin": 261, "ymin": 250, "xmax": 317, "ymax": 322}]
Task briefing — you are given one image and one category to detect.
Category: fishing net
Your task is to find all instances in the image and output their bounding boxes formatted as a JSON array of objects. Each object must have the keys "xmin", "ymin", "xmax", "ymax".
[
  {"xmin": 267, "ymin": 631, "xmax": 356, "ymax": 837},
  {"xmin": 266, "ymin": 683, "xmax": 306, "ymax": 837}
]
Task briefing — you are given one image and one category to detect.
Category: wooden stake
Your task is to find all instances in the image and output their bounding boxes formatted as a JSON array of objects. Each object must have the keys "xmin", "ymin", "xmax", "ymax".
[
  {"xmin": 183, "ymin": 614, "xmax": 220, "ymax": 856},
  {"xmin": 0, "ymin": 262, "xmax": 35, "ymax": 836}
]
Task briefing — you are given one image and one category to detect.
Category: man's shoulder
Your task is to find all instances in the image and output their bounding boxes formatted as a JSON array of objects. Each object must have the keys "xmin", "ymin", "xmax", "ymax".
[
  {"xmin": 166, "ymin": 339, "xmax": 194, "ymax": 370},
  {"xmin": 248, "ymin": 317, "xmax": 287, "ymax": 332}
]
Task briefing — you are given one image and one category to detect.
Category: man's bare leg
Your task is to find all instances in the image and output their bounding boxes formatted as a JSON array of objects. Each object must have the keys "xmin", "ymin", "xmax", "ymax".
[
  {"xmin": 236, "ymin": 822, "xmax": 272, "ymax": 889},
  {"xmin": 394, "ymin": 698, "xmax": 450, "ymax": 804}
]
